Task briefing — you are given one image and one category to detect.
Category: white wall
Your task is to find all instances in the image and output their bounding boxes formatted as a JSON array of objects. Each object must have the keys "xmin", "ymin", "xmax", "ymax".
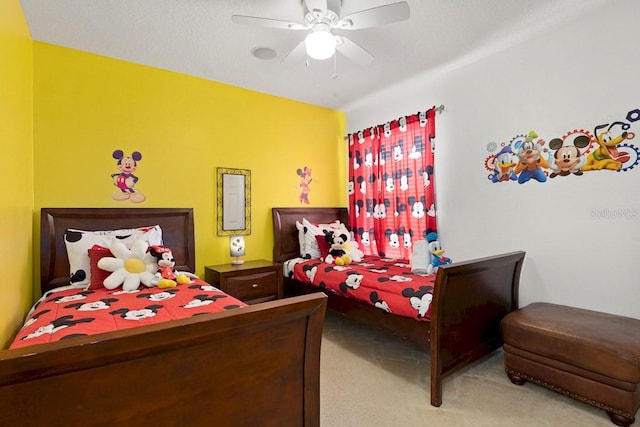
[{"xmin": 345, "ymin": 0, "xmax": 640, "ymax": 319}]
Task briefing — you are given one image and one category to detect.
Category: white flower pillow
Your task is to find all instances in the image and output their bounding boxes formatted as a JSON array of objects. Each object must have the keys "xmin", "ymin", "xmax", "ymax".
[
  {"xmin": 300, "ymin": 218, "xmax": 350, "ymax": 259},
  {"xmin": 64, "ymin": 225, "xmax": 163, "ymax": 287},
  {"xmin": 97, "ymin": 238, "xmax": 157, "ymax": 291}
]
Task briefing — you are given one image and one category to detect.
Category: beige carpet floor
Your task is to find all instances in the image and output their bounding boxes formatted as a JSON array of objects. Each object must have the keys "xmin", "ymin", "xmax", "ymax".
[{"xmin": 320, "ymin": 310, "xmax": 615, "ymax": 427}]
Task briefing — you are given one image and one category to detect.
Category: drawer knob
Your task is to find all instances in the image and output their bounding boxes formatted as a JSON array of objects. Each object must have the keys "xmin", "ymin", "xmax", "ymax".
[{"xmin": 252, "ymin": 283, "xmax": 258, "ymax": 288}]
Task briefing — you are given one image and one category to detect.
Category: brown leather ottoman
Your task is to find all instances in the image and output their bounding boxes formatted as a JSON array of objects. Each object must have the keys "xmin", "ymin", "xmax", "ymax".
[{"xmin": 501, "ymin": 302, "xmax": 640, "ymax": 426}]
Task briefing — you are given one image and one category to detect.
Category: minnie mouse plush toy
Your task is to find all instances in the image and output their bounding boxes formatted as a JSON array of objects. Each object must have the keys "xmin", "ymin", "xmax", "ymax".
[{"xmin": 148, "ymin": 245, "xmax": 192, "ymax": 288}]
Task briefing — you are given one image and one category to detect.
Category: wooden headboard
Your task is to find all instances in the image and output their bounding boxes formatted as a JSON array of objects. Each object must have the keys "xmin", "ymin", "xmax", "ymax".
[
  {"xmin": 272, "ymin": 207, "xmax": 349, "ymax": 263},
  {"xmin": 40, "ymin": 208, "xmax": 195, "ymax": 293}
]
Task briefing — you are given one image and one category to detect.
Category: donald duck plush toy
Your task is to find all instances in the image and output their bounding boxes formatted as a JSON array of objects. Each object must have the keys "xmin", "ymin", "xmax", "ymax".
[{"xmin": 426, "ymin": 232, "xmax": 452, "ymax": 274}]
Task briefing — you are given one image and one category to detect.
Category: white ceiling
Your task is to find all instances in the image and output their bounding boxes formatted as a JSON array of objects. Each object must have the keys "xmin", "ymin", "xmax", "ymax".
[{"xmin": 20, "ymin": 0, "xmax": 608, "ymax": 111}]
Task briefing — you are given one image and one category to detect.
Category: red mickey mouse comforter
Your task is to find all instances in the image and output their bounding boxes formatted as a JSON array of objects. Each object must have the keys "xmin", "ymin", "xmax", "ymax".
[
  {"xmin": 10, "ymin": 278, "xmax": 247, "ymax": 349},
  {"xmin": 286, "ymin": 256, "xmax": 436, "ymax": 321}
]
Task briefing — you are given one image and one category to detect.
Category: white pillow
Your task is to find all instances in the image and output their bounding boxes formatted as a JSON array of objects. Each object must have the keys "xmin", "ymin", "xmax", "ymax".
[
  {"xmin": 295, "ymin": 220, "xmax": 306, "ymax": 257},
  {"xmin": 301, "ymin": 218, "xmax": 350, "ymax": 259},
  {"xmin": 64, "ymin": 225, "xmax": 163, "ymax": 287}
]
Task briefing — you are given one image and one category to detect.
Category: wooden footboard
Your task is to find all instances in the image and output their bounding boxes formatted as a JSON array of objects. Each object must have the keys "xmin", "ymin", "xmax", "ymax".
[
  {"xmin": 430, "ymin": 250, "xmax": 525, "ymax": 406},
  {"xmin": 0, "ymin": 293, "xmax": 327, "ymax": 427},
  {"xmin": 284, "ymin": 251, "xmax": 525, "ymax": 407}
]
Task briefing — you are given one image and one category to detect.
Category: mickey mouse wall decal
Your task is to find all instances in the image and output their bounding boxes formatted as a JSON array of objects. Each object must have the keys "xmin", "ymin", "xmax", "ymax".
[
  {"xmin": 547, "ymin": 134, "xmax": 590, "ymax": 178},
  {"xmin": 111, "ymin": 149, "xmax": 146, "ymax": 203}
]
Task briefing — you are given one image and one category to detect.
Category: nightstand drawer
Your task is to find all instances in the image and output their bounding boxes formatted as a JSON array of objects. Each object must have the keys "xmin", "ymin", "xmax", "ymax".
[
  {"xmin": 205, "ymin": 260, "xmax": 283, "ymax": 304},
  {"xmin": 225, "ymin": 271, "xmax": 278, "ymax": 301}
]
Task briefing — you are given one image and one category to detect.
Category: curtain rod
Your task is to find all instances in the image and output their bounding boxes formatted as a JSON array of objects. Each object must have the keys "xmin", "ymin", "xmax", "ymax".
[{"xmin": 344, "ymin": 105, "xmax": 445, "ymax": 140}]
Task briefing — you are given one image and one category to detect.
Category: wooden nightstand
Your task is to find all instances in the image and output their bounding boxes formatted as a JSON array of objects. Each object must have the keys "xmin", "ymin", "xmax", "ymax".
[{"xmin": 204, "ymin": 259, "xmax": 283, "ymax": 304}]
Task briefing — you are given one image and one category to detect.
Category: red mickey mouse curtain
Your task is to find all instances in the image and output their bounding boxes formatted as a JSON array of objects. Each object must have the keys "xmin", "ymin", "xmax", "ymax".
[{"xmin": 347, "ymin": 107, "xmax": 437, "ymax": 259}]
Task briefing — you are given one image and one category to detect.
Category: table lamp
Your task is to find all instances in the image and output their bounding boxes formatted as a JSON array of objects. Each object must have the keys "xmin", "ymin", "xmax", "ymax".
[{"xmin": 230, "ymin": 235, "xmax": 245, "ymax": 265}]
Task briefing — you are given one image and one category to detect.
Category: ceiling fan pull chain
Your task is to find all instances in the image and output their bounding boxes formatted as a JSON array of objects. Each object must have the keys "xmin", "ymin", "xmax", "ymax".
[{"xmin": 332, "ymin": 52, "xmax": 338, "ymax": 79}]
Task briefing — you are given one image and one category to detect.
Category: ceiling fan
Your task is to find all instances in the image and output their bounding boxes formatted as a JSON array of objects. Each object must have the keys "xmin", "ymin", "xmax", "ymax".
[{"xmin": 232, "ymin": 0, "xmax": 410, "ymax": 65}]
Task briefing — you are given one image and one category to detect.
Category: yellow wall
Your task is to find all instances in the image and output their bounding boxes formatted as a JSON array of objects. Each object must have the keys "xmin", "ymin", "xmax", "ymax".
[
  {"xmin": 33, "ymin": 43, "xmax": 346, "ymax": 279},
  {"xmin": 0, "ymin": 0, "xmax": 34, "ymax": 347}
]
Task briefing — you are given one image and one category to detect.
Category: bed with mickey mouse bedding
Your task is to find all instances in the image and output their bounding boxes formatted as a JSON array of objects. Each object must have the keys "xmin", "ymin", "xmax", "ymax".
[
  {"xmin": 0, "ymin": 208, "xmax": 326, "ymax": 427},
  {"xmin": 272, "ymin": 207, "xmax": 525, "ymax": 408}
]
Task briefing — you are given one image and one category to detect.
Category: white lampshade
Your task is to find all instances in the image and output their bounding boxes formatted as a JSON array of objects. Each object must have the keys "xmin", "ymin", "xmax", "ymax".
[
  {"xmin": 230, "ymin": 235, "xmax": 245, "ymax": 265},
  {"xmin": 305, "ymin": 28, "xmax": 336, "ymax": 60}
]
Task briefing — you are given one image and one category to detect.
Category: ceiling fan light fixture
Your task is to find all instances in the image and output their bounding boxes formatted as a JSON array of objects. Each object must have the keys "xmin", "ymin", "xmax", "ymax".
[{"xmin": 304, "ymin": 27, "xmax": 336, "ymax": 60}]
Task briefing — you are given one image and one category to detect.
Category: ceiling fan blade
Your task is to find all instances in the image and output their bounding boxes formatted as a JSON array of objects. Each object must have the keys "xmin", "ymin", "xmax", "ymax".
[
  {"xmin": 304, "ymin": 0, "xmax": 328, "ymax": 14},
  {"xmin": 232, "ymin": 15, "xmax": 307, "ymax": 30},
  {"xmin": 281, "ymin": 40, "xmax": 307, "ymax": 64},
  {"xmin": 337, "ymin": 1, "xmax": 410, "ymax": 30},
  {"xmin": 335, "ymin": 36, "xmax": 375, "ymax": 65}
]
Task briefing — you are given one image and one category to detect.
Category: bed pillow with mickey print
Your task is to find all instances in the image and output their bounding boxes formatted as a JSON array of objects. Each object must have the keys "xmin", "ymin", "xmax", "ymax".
[
  {"xmin": 295, "ymin": 220, "xmax": 306, "ymax": 258},
  {"xmin": 64, "ymin": 225, "xmax": 162, "ymax": 288}
]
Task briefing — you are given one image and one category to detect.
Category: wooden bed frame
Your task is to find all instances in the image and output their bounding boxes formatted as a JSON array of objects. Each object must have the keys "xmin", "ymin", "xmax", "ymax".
[
  {"xmin": 272, "ymin": 207, "xmax": 526, "ymax": 407},
  {"xmin": 0, "ymin": 208, "xmax": 327, "ymax": 427}
]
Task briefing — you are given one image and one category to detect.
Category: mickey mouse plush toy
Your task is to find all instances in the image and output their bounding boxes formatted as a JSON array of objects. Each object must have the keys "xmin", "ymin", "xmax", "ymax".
[
  {"xmin": 322, "ymin": 230, "xmax": 351, "ymax": 266},
  {"xmin": 148, "ymin": 245, "xmax": 192, "ymax": 288}
]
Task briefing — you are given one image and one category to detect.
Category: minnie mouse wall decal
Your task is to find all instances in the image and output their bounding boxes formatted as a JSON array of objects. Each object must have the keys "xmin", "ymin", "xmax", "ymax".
[{"xmin": 297, "ymin": 166, "xmax": 312, "ymax": 204}]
